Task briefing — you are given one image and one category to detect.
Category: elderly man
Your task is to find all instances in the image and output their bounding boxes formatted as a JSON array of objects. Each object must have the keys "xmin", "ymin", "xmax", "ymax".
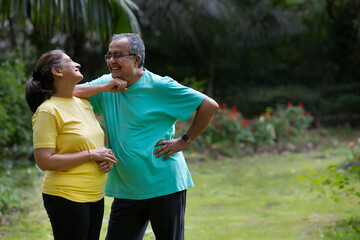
[{"xmin": 74, "ymin": 33, "xmax": 218, "ymax": 240}]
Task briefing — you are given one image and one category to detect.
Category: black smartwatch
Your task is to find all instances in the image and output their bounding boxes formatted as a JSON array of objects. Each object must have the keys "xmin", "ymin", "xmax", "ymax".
[{"xmin": 181, "ymin": 134, "xmax": 193, "ymax": 144}]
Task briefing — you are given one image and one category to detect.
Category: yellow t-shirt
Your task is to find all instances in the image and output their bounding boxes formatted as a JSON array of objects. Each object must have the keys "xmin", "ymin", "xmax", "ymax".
[{"xmin": 32, "ymin": 96, "xmax": 107, "ymax": 202}]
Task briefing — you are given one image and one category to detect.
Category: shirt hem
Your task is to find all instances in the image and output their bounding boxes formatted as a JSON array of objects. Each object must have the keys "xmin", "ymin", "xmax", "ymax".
[{"xmin": 104, "ymin": 184, "xmax": 194, "ymax": 200}]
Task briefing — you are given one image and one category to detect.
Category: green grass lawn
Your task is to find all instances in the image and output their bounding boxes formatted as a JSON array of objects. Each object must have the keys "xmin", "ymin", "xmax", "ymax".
[{"xmin": 1, "ymin": 142, "xmax": 359, "ymax": 240}]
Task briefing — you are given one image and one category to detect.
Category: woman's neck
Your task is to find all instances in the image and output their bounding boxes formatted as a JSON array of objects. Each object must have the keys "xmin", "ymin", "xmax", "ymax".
[{"xmin": 52, "ymin": 83, "xmax": 75, "ymax": 98}]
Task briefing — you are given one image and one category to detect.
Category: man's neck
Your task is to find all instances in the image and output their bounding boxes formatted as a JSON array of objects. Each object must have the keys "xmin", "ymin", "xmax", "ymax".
[{"xmin": 127, "ymin": 69, "xmax": 145, "ymax": 87}]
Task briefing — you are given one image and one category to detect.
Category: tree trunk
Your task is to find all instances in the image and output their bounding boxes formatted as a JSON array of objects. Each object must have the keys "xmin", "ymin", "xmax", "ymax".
[
  {"xmin": 7, "ymin": 16, "xmax": 17, "ymax": 49},
  {"xmin": 206, "ymin": 43, "xmax": 215, "ymax": 97}
]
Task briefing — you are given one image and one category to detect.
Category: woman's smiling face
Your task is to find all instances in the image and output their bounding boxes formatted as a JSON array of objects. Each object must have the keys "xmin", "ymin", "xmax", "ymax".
[{"xmin": 58, "ymin": 54, "xmax": 83, "ymax": 83}]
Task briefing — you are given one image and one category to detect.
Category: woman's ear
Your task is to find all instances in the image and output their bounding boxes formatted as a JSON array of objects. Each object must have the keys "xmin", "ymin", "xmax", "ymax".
[{"xmin": 51, "ymin": 68, "xmax": 63, "ymax": 77}]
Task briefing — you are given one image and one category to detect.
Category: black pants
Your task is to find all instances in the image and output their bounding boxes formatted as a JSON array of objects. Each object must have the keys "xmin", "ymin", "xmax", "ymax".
[
  {"xmin": 43, "ymin": 193, "xmax": 104, "ymax": 240},
  {"xmin": 106, "ymin": 190, "xmax": 187, "ymax": 240}
]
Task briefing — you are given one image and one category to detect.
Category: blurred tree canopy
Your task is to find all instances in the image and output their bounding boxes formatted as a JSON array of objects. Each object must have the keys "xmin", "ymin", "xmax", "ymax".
[
  {"xmin": 0, "ymin": 0, "xmax": 141, "ymax": 78},
  {"xmin": 134, "ymin": 0, "xmax": 360, "ymax": 126},
  {"xmin": 0, "ymin": 0, "xmax": 360, "ymax": 127}
]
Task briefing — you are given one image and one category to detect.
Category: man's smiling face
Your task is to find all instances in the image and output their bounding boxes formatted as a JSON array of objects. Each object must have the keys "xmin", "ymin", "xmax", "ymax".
[{"xmin": 106, "ymin": 38, "xmax": 137, "ymax": 84}]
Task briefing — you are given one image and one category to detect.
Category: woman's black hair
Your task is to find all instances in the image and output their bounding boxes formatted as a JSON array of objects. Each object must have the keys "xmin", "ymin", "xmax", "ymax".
[{"xmin": 25, "ymin": 50, "xmax": 64, "ymax": 112}]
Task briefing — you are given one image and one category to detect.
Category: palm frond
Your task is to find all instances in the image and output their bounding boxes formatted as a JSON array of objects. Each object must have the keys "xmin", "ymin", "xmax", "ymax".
[{"xmin": 0, "ymin": 0, "xmax": 141, "ymax": 44}]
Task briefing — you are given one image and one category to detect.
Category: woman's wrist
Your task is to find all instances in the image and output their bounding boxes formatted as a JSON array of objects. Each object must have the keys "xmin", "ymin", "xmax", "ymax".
[{"xmin": 87, "ymin": 149, "xmax": 92, "ymax": 161}]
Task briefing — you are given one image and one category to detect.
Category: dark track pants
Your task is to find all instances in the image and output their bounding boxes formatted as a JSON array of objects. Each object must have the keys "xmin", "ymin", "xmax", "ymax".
[
  {"xmin": 105, "ymin": 190, "xmax": 187, "ymax": 240},
  {"xmin": 43, "ymin": 193, "xmax": 104, "ymax": 240}
]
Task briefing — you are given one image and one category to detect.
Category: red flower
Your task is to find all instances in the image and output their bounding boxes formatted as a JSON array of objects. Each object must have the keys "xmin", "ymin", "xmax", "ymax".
[
  {"xmin": 306, "ymin": 111, "xmax": 311, "ymax": 116},
  {"xmin": 286, "ymin": 130, "xmax": 291, "ymax": 136},
  {"xmin": 298, "ymin": 103, "xmax": 304, "ymax": 109},
  {"xmin": 216, "ymin": 124, "xmax": 221, "ymax": 131},
  {"xmin": 287, "ymin": 102, "xmax": 293, "ymax": 107},
  {"xmin": 242, "ymin": 118, "xmax": 249, "ymax": 127},
  {"xmin": 349, "ymin": 141, "xmax": 355, "ymax": 147},
  {"xmin": 231, "ymin": 106, "xmax": 237, "ymax": 114},
  {"xmin": 222, "ymin": 103, "xmax": 227, "ymax": 110}
]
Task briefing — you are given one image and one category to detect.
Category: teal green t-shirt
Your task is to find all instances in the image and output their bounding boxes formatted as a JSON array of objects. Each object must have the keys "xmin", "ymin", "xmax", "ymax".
[{"xmin": 85, "ymin": 69, "xmax": 205, "ymax": 199}]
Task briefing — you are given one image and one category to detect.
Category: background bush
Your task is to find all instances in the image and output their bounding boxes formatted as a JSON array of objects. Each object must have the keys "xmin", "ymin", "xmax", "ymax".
[
  {"xmin": 0, "ymin": 53, "xmax": 32, "ymax": 166},
  {"xmin": 176, "ymin": 102, "xmax": 313, "ymax": 153}
]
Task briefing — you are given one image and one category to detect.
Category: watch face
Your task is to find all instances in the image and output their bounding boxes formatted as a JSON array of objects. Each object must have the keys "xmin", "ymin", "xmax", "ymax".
[
  {"xmin": 182, "ymin": 134, "xmax": 189, "ymax": 142},
  {"xmin": 182, "ymin": 134, "xmax": 192, "ymax": 143}
]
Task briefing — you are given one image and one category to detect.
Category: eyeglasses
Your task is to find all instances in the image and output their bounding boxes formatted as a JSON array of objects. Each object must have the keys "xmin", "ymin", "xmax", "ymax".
[{"xmin": 104, "ymin": 52, "xmax": 136, "ymax": 61}]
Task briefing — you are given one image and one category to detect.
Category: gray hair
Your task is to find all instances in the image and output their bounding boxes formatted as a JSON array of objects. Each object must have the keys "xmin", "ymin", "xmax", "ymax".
[{"xmin": 112, "ymin": 33, "xmax": 145, "ymax": 68}]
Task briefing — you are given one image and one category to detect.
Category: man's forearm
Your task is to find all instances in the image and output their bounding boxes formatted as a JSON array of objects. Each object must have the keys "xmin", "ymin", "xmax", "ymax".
[{"xmin": 184, "ymin": 97, "xmax": 219, "ymax": 141}]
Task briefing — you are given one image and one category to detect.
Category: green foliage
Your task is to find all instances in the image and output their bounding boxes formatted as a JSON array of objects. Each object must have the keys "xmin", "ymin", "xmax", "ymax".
[
  {"xmin": 328, "ymin": 124, "xmax": 352, "ymax": 135},
  {"xmin": 0, "ymin": 165, "xmax": 41, "ymax": 232},
  {"xmin": 0, "ymin": 184, "xmax": 19, "ymax": 213},
  {"xmin": 0, "ymin": 54, "xmax": 32, "ymax": 163},
  {"xmin": 0, "ymin": 165, "xmax": 37, "ymax": 214},
  {"xmin": 0, "ymin": 0, "xmax": 141, "ymax": 44},
  {"xmin": 248, "ymin": 115, "xmax": 275, "ymax": 151},
  {"xmin": 300, "ymin": 141, "xmax": 360, "ymax": 203},
  {"xmin": 271, "ymin": 102, "xmax": 313, "ymax": 142},
  {"xmin": 182, "ymin": 76, "xmax": 207, "ymax": 93},
  {"xmin": 323, "ymin": 214, "xmax": 360, "ymax": 240},
  {"xmin": 176, "ymin": 101, "xmax": 313, "ymax": 153},
  {"xmin": 346, "ymin": 140, "xmax": 360, "ymax": 165}
]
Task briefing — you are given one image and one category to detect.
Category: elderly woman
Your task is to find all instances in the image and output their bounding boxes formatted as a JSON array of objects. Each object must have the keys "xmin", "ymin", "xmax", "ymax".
[{"xmin": 25, "ymin": 49, "xmax": 119, "ymax": 240}]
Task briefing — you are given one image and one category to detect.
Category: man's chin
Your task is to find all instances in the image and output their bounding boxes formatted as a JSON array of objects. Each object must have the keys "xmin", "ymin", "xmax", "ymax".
[{"xmin": 111, "ymin": 72, "xmax": 122, "ymax": 79}]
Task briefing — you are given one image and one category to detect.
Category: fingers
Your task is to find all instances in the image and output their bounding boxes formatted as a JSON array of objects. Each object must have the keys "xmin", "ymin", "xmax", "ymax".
[
  {"xmin": 107, "ymin": 154, "xmax": 118, "ymax": 164},
  {"xmin": 162, "ymin": 152, "xmax": 172, "ymax": 161},
  {"xmin": 100, "ymin": 148, "xmax": 118, "ymax": 163},
  {"xmin": 113, "ymin": 78, "xmax": 127, "ymax": 92},
  {"xmin": 154, "ymin": 141, "xmax": 166, "ymax": 153},
  {"xmin": 155, "ymin": 147, "xmax": 172, "ymax": 159},
  {"xmin": 154, "ymin": 139, "xmax": 183, "ymax": 160},
  {"xmin": 105, "ymin": 149, "xmax": 118, "ymax": 163},
  {"xmin": 155, "ymin": 141, "xmax": 165, "ymax": 147},
  {"xmin": 91, "ymin": 148, "xmax": 118, "ymax": 164},
  {"xmin": 98, "ymin": 161, "xmax": 114, "ymax": 173},
  {"xmin": 155, "ymin": 148, "xmax": 174, "ymax": 161}
]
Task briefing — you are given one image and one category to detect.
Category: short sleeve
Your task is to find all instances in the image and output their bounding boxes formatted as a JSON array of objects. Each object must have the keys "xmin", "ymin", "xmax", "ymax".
[
  {"xmin": 159, "ymin": 77, "xmax": 206, "ymax": 122},
  {"xmin": 33, "ymin": 111, "xmax": 59, "ymax": 149}
]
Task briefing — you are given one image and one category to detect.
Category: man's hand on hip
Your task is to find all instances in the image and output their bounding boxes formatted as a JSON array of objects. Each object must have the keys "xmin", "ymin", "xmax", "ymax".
[{"xmin": 154, "ymin": 138, "xmax": 188, "ymax": 160}]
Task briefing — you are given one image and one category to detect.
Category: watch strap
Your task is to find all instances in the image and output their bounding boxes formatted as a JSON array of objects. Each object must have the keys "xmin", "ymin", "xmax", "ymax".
[{"xmin": 181, "ymin": 134, "xmax": 193, "ymax": 144}]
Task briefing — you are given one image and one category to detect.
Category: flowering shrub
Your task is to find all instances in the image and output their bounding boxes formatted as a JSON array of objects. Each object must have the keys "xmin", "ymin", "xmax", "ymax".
[
  {"xmin": 175, "ymin": 102, "xmax": 313, "ymax": 151},
  {"xmin": 247, "ymin": 116, "xmax": 275, "ymax": 152},
  {"xmin": 267, "ymin": 102, "xmax": 313, "ymax": 145}
]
